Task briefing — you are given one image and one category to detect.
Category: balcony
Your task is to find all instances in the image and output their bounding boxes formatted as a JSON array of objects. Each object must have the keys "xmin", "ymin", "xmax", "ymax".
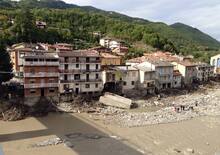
[
  {"xmin": 59, "ymin": 69, "xmax": 100, "ymax": 74},
  {"xmin": 24, "ymin": 61, "xmax": 59, "ymax": 66},
  {"xmin": 24, "ymin": 72, "xmax": 59, "ymax": 78},
  {"xmin": 24, "ymin": 83, "xmax": 58, "ymax": 89},
  {"xmin": 59, "ymin": 60, "xmax": 101, "ymax": 64},
  {"xmin": 60, "ymin": 79, "xmax": 102, "ymax": 83}
]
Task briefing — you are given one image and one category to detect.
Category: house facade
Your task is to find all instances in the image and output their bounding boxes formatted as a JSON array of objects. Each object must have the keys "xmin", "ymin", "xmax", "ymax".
[
  {"xmin": 23, "ymin": 53, "xmax": 59, "ymax": 106},
  {"xmin": 127, "ymin": 59, "xmax": 174, "ymax": 91},
  {"xmin": 210, "ymin": 54, "xmax": 220, "ymax": 74},
  {"xmin": 196, "ymin": 63, "xmax": 214, "ymax": 82},
  {"xmin": 134, "ymin": 65, "xmax": 156, "ymax": 94},
  {"xmin": 173, "ymin": 70, "xmax": 182, "ymax": 88},
  {"xmin": 59, "ymin": 50, "xmax": 103, "ymax": 95},
  {"xmin": 172, "ymin": 61, "xmax": 197, "ymax": 85}
]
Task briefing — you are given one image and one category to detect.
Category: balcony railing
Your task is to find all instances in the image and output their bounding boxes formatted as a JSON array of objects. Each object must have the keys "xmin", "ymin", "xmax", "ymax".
[
  {"xmin": 59, "ymin": 69, "xmax": 100, "ymax": 73},
  {"xmin": 60, "ymin": 60, "xmax": 101, "ymax": 64},
  {"xmin": 24, "ymin": 72, "xmax": 59, "ymax": 77},
  {"xmin": 24, "ymin": 61, "xmax": 59, "ymax": 66},
  {"xmin": 24, "ymin": 83, "xmax": 58, "ymax": 89},
  {"xmin": 60, "ymin": 79, "xmax": 102, "ymax": 83}
]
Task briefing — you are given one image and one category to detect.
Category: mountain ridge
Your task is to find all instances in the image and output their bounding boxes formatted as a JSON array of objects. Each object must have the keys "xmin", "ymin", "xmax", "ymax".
[{"xmin": 0, "ymin": 0, "xmax": 220, "ymax": 51}]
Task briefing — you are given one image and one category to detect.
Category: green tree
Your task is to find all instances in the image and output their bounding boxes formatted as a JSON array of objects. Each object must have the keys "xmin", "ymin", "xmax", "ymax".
[
  {"xmin": 0, "ymin": 42, "xmax": 13, "ymax": 84},
  {"xmin": 12, "ymin": 8, "xmax": 37, "ymax": 42}
]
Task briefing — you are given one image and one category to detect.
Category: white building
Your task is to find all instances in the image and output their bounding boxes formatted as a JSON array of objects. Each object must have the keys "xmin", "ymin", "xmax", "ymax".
[
  {"xmin": 99, "ymin": 38, "xmax": 111, "ymax": 48},
  {"xmin": 127, "ymin": 58, "xmax": 174, "ymax": 91},
  {"xmin": 210, "ymin": 54, "xmax": 220, "ymax": 74},
  {"xmin": 59, "ymin": 50, "xmax": 103, "ymax": 95}
]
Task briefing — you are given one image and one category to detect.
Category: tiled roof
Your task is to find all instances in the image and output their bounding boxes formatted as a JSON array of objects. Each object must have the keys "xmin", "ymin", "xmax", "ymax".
[
  {"xmin": 101, "ymin": 53, "xmax": 120, "ymax": 58},
  {"xmin": 59, "ymin": 50, "xmax": 100, "ymax": 57}
]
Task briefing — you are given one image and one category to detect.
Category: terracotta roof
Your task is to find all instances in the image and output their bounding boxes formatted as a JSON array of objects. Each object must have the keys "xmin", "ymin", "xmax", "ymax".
[
  {"xmin": 144, "ymin": 51, "xmax": 179, "ymax": 62},
  {"xmin": 101, "ymin": 53, "xmax": 120, "ymax": 59},
  {"xmin": 175, "ymin": 61, "xmax": 197, "ymax": 67},
  {"xmin": 59, "ymin": 50, "xmax": 100, "ymax": 57},
  {"xmin": 126, "ymin": 56, "xmax": 146, "ymax": 63}
]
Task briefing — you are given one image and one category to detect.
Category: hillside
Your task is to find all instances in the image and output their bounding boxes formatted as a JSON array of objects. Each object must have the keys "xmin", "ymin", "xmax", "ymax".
[
  {"xmin": 0, "ymin": 0, "xmax": 220, "ymax": 53},
  {"xmin": 171, "ymin": 23, "xmax": 220, "ymax": 49}
]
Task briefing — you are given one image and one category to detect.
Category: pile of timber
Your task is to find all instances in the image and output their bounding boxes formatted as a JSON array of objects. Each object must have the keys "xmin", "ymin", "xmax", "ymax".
[{"xmin": 99, "ymin": 93, "xmax": 134, "ymax": 109}]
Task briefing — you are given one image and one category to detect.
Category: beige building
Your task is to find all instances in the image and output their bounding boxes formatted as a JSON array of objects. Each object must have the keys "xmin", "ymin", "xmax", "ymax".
[
  {"xmin": 127, "ymin": 58, "xmax": 174, "ymax": 91},
  {"xmin": 134, "ymin": 65, "xmax": 155, "ymax": 94},
  {"xmin": 59, "ymin": 50, "xmax": 103, "ymax": 95},
  {"xmin": 102, "ymin": 66, "xmax": 139, "ymax": 94},
  {"xmin": 210, "ymin": 54, "xmax": 220, "ymax": 74},
  {"xmin": 172, "ymin": 61, "xmax": 197, "ymax": 85}
]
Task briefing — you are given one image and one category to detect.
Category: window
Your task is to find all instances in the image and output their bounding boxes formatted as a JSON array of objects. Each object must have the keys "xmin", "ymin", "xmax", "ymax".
[
  {"xmin": 30, "ymin": 79, "xmax": 35, "ymax": 84},
  {"xmin": 76, "ymin": 64, "xmax": 79, "ymax": 68},
  {"xmin": 75, "ymin": 83, "xmax": 79, "ymax": 86},
  {"xmin": 30, "ymin": 89, "xmax": 36, "ymax": 94},
  {"xmin": 96, "ymin": 74, "xmax": 99, "ymax": 79},
  {"xmin": 49, "ymin": 79, "xmax": 54, "ymax": 83},
  {"xmin": 49, "ymin": 88, "xmax": 55, "ymax": 93},
  {"xmin": 86, "ymin": 57, "xmax": 90, "ymax": 62},
  {"xmin": 96, "ymin": 64, "xmax": 99, "ymax": 70},
  {"xmin": 123, "ymin": 81, "xmax": 127, "ymax": 86},
  {"xmin": 96, "ymin": 57, "xmax": 100, "ymax": 61},
  {"xmin": 85, "ymin": 84, "xmax": 90, "ymax": 88},
  {"xmin": 95, "ymin": 83, "xmax": 98, "ymax": 88},
  {"xmin": 76, "ymin": 57, "xmax": 79, "ymax": 62},
  {"xmin": 131, "ymin": 81, "xmax": 135, "ymax": 85},
  {"xmin": 74, "ymin": 74, "xmax": 80, "ymax": 80},
  {"xmin": 30, "ymin": 69, "xmax": 35, "ymax": 74},
  {"xmin": 20, "ymin": 53, "xmax": 24, "ymax": 58}
]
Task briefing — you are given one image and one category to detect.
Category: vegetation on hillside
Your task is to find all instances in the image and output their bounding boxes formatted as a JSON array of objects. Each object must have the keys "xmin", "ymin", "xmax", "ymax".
[
  {"xmin": 0, "ymin": 38, "xmax": 13, "ymax": 84},
  {"xmin": 0, "ymin": 0, "xmax": 220, "ymax": 63}
]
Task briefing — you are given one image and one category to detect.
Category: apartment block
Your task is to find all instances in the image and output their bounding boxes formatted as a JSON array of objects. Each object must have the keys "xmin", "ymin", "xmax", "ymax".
[
  {"xmin": 59, "ymin": 50, "xmax": 103, "ymax": 95},
  {"xmin": 196, "ymin": 63, "xmax": 214, "ymax": 82},
  {"xmin": 23, "ymin": 53, "xmax": 59, "ymax": 105}
]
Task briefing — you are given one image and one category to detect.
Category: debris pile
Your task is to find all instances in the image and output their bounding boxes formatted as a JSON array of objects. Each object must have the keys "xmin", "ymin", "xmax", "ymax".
[
  {"xmin": 101, "ymin": 85, "xmax": 220, "ymax": 127},
  {"xmin": 31, "ymin": 138, "xmax": 64, "ymax": 148}
]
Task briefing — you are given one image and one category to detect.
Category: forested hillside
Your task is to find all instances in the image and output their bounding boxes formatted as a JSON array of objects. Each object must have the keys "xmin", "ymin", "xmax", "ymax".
[{"xmin": 0, "ymin": 0, "xmax": 220, "ymax": 61}]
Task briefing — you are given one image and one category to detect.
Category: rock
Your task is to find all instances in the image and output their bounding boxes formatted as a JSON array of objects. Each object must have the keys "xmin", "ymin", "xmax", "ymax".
[
  {"xmin": 64, "ymin": 141, "xmax": 74, "ymax": 148},
  {"xmin": 186, "ymin": 148, "xmax": 195, "ymax": 153}
]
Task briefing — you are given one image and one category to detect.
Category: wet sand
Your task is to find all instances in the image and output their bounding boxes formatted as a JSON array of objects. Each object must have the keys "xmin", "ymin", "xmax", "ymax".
[{"xmin": 1, "ymin": 113, "xmax": 220, "ymax": 155}]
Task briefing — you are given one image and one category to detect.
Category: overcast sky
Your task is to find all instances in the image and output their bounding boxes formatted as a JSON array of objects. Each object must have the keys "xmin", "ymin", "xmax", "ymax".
[{"xmin": 64, "ymin": 0, "xmax": 220, "ymax": 41}]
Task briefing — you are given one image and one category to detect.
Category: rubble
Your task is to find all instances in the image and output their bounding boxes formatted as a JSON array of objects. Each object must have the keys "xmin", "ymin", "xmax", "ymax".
[
  {"xmin": 31, "ymin": 138, "xmax": 63, "ymax": 147},
  {"xmin": 99, "ymin": 84, "xmax": 220, "ymax": 127}
]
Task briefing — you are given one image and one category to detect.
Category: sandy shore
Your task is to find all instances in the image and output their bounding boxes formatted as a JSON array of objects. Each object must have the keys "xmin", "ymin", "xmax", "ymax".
[{"xmin": 1, "ymin": 113, "xmax": 220, "ymax": 155}]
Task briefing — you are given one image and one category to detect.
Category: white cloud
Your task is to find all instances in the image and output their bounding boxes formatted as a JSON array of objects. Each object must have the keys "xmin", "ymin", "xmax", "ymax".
[{"xmin": 64, "ymin": 0, "xmax": 220, "ymax": 41}]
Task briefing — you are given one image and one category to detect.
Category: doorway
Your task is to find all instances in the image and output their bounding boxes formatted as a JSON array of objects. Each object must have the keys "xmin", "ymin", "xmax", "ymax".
[{"xmin": 41, "ymin": 88, "xmax": 45, "ymax": 97}]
